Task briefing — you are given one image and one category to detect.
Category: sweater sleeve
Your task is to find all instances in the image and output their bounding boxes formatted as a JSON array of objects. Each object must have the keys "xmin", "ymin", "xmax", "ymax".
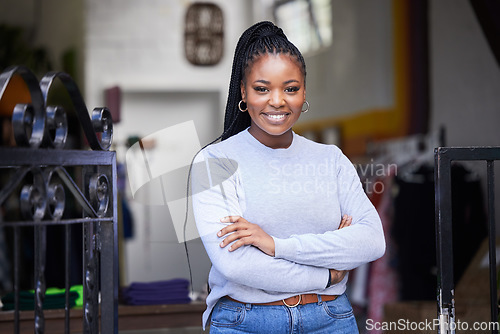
[
  {"xmin": 191, "ymin": 149, "xmax": 330, "ymax": 292},
  {"xmin": 273, "ymin": 148, "xmax": 386, "ymax": 270}
]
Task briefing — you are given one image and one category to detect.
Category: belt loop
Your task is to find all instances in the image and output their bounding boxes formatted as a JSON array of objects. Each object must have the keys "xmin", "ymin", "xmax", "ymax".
[
  {"xmin": 317, "ymin": 294, "xmax": 322, "ymax": 305},
  {"xmin": 245, "ymin": 302, "xmax": 252, "ymax": 310}
]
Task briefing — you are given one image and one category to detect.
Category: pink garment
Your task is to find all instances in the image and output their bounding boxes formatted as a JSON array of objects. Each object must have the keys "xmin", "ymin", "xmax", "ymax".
[{"xmin": 366, "ymin": 173, "xmax": 399, "ymax": 333}]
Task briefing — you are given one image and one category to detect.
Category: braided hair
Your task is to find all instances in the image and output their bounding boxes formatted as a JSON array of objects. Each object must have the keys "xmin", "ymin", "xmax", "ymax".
[{"xmin": 220, "ymin": 21, "xmax": 306, "ymax": 141}]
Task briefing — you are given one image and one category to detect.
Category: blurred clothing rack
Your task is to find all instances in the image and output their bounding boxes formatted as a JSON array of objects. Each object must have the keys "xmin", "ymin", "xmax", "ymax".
[{"xmin": 366, "ymin": 126, "xmax": 446, "ymax": 168}]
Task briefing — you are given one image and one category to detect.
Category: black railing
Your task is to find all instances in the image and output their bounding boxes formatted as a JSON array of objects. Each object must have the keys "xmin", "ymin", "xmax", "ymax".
[
  {"xmin": 0, "ymin": 66, "xmax": 118, "ymax": 333},
  {"xmin": 435, "ymin": 146, "xmax": 500, "ymax": 334}
]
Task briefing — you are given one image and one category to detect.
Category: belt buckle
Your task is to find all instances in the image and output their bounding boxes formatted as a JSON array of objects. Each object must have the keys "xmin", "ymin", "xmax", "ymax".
[{"xmin": 282, "ymin": 295, "xmax": 301, "ymax": 307}]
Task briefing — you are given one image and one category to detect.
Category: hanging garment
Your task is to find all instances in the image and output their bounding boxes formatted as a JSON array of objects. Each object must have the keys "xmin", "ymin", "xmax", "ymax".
[
  {"xmin": 392, "ymin": 164, "xmax": 487, "ymax": 300},
  {"xmin": 367, "ymin": 174, "xmax": 399, "ymax": 332}
]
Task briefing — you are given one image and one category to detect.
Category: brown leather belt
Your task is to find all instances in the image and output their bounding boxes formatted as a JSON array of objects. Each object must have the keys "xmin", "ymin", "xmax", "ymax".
[{"xmin": 227, "ymin": 294, "xmax": 338, "ymax": 307}]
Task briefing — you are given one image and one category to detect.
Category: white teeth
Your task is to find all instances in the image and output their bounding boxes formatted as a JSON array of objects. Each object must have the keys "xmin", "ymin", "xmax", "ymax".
[{"xmin": 267, "ymin": 114, "xmax": 286, "ymax": 120}]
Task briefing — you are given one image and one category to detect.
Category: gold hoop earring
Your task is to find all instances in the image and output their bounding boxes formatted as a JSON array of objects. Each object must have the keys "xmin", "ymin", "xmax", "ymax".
[
  {"xmin": 302, "ymin": 101, "xmax": 310, "ymax": 113},
  {"xmin": 238, "ymin": 100, "xmax": 248, "ymax": 112}
]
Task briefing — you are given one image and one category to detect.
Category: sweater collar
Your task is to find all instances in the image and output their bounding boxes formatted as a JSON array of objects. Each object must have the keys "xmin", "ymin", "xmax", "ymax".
[{"xmin": 242, "ymin": 128, "xmax": 300, "ymax": 157}]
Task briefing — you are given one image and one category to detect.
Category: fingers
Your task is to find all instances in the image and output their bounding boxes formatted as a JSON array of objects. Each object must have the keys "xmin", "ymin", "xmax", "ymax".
[
  {"xmin": 218, "ymin": 220, "xmax": 249, "ymax": 237},
  {"xmin": 339, "ymin": 214, "xmax": 353, "ymax": 229},
  {"xmin": 218, "ymin": 226, "xmax": 249, "ymax": 250},
  {"xmin": 217, "ymin": 216, "xmax": 246, "ymax": 238},
  {"xmin": 220, "ymin": 216, "xmax": 244, "ymax": 223},
  {"xmin": 329, "ymin": 269, "xmax": 349, "ymax": 285},
  {"xmin": 216, "ymin": 217, "xmax": 275, "ymax": 256},
  {"xmin": 217, "ymin": 218, "xmax": 252, "ymax": 251},
  {"xmin": 335, "ymin": 271, "xmax": 347, "ymax": 284},
  {"xmin": 223, "ymin": 236, "xmax": 250, "ymax": 252}
]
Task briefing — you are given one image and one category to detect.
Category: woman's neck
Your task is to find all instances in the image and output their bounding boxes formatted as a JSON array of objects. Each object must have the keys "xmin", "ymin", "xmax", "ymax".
[{"xmin": 248, "ymin": 126, "xmax": 293, "ymax": 149}]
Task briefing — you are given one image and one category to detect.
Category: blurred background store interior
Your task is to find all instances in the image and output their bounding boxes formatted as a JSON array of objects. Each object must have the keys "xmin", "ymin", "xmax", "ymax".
[{"xmin": 1, "ymin": 0, "xmax": 499, "ymax": 332}]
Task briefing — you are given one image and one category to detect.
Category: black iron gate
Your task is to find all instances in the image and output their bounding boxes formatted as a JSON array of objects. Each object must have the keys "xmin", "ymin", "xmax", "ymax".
[
  {"xmin": 435, "ymin": 146, "xmax": 500, "ymax": 334},
  {"xmin": 0, "ymin": 66, "xmax": 118, "ymax": 333}
]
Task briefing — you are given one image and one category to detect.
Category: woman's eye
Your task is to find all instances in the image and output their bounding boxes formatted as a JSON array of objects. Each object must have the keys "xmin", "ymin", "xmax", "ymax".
[
  {"xmin": 285, "ymin": 86, "xmax": 300, "ymax": 93},
  {"xmin": 254, "ymin": 87, "xmax": 268, "ymax": 92}
]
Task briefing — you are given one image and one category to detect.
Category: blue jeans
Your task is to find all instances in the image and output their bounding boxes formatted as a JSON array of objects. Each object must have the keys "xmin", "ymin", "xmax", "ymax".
[{"xmin": 208, "ymin": 293, "xmax": 359, "ymax": 333}]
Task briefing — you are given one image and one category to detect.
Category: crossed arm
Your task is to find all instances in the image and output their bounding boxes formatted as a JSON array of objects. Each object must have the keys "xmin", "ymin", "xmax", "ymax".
[{"xmin": 217, "ymin": 214, "xmax": 353, "ymax": 285}]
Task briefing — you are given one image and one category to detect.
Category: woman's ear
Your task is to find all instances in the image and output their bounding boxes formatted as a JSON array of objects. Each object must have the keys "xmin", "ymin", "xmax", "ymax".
[{"xmin": 240, "ymin": 81, "xmax": 246, "ymax": 101}]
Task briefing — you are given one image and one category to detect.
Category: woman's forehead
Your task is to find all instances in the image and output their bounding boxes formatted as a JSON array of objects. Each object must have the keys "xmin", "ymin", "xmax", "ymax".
[{"xmin": 245, "ymin": 53, "xmax": 303, "ymax": 77}]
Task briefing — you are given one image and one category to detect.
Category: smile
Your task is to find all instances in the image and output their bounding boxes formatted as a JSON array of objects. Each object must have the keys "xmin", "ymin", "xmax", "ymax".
[{"xmin": 262, "ymin": 113, "xmax": 289, "ymax": 122}]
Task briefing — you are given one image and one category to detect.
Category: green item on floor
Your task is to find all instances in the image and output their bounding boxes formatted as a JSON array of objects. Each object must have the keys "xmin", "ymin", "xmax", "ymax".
[{"xmin": 1, "ymin": 285, "xmax": 82, "ymax": 311}]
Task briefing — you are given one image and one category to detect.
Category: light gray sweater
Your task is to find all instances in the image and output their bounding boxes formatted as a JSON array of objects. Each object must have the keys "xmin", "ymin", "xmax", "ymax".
[{"xmin": 191, "ymin": 129, "xmax": 385, "ymax": 329}]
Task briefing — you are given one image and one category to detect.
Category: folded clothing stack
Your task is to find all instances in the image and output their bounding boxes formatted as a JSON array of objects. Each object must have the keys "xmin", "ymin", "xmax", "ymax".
[
  {"xmin": 121, "ymin": 278, "xmax": 191, "ymax": 305},
  {"xmin": 1, "ymin": 287, "xmax": 79, "ymax": 311}
]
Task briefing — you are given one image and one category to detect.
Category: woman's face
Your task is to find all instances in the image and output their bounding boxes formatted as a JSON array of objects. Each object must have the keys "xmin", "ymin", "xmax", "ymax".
[{"xmin": 241, "ymin": 53, "xmax": 305, "ymax": 149}]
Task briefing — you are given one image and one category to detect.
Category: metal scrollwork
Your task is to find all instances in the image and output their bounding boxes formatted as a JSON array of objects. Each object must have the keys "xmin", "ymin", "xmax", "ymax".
[
  {"xmin": 44, "ymin": 105, "xmax": 68, "ymax": 149},
  {"xmin": 89, "ymin": 174, "xmax": 109, "ymax": 217},
  {"xmin": 47, "ymin": 183, "xmax": 65, "ymax": 220},
  {"xmin": 91, "ymin": 108, "xmax": 113, "ymax": 151},
  {"xmin": 0, "ymin": 65, "xmax": 113, "ymax": 151},
  {"xmin": 20, "ymin": 169, "xmax": 47, "ymax": 221},
  {"xmin": 45, "ymin": 169, "xmax": 65, "ymax": 220},
  {"xmin": 40, "ymin": 71, "xmax": 113, "ymax": 151},
  {"xmin": 12, "ymin": 103, "xmax": 45, "ymax": 148},
  {"xmin": 0, "ymin": 67, "xmax": 45, "ymax": 148},
  {"xmin": 0, "ymin": 65, "xmax": 118, "ymax": 334},
  {"xmin": 18, "ymin": 168, "xmax": 67, "ymax": 221}
]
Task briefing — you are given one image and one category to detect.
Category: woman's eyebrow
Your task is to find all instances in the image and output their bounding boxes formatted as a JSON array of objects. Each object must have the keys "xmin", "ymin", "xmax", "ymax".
[
  {"xmin": 253, "ymin": 79, "xmax": 270, "ymax": 84},
  {"xmin": 252, "ymin": 79, "xmax": 300, "ymax": 85}
]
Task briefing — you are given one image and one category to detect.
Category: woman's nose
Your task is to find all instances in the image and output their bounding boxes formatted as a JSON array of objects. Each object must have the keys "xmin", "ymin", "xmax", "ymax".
[{"xmin": 269, "ymin": 90, "xmax": 284, "ymax": 108}]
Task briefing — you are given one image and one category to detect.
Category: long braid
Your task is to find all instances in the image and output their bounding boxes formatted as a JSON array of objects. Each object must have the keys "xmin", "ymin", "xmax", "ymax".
[{"xmin": 221, "ymin": 22, "xmax": 259, "ymax": 140}]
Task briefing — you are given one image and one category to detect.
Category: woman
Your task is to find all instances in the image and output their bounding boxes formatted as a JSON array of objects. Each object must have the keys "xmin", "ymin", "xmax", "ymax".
[{"xmin": 191, "ymin": 21, "xmax": 385, "ymax": 333}]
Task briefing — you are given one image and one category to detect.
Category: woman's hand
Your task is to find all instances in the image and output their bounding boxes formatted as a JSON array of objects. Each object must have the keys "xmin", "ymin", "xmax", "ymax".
[
  {"xmin": 329, "ymin": 268, "xmax": 348, "ymax": 285},
  {"xmin": 339, "ymin": 214, "xmax": 352, "ymax": 229},
  {"xmin": 328, "ymin": 214, "xmax": 353, "ymax": 285},
  {"xmin": 218, "ymin": 216, "xmax": 275, "ymax": 256}
]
